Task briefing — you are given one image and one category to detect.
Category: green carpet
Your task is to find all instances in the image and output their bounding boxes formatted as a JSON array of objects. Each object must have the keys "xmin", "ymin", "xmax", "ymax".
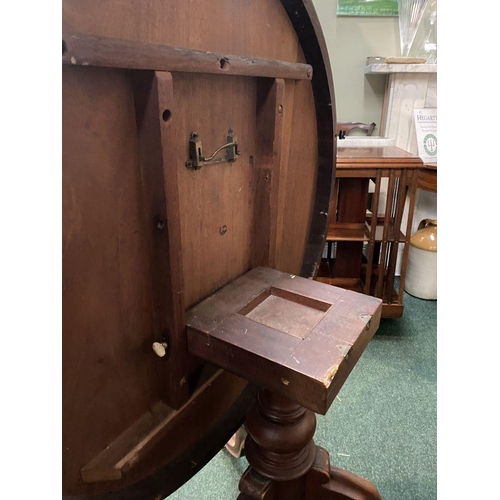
[{"xmin": 169, "ymin": 290, "xmax": 437, "ymax": 499}]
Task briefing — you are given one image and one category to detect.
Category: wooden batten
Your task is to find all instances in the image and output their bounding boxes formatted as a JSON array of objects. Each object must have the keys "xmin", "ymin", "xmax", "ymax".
[
  {"xmin": 398, "ymin": 173, "xmax": 418, "ymax": 304},
  {"xmin": 364, "ymin": 170, "xmax": 382, "ymax": 294},
  {"xmin": 62, "ymin": 33, "xmax": 313, "ymax": 81},
  {"xmin": 252, "ymin": 78, "xmax": 286, "ymax": 269},
  {"xmin": 385, "ymin": 169, "xmax": 407, "ymax": 301},
  {"xmin": 133, "ymin": 71, "xmax": 189, "ymax": 409},
  {"xmin": 375, "ymin": 170, "xmax": 396, "ymax": 299},
  {"xmin": 80, "ymin": 369, "xmax": 246, "ymax": 484},
  {"xmin": 80, "ymin": 402, "xmax": 174, "ymax": 484}
]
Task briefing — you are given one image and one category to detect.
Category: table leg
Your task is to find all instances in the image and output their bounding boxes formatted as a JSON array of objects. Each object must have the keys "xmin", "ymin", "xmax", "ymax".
[{"xmin": 238, "ymin": 389, "xmax": 381, "ymax": 500}]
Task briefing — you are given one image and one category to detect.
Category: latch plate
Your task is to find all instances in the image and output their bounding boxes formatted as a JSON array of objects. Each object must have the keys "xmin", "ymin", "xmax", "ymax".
[{"xmin": 186, "ymin": 128, "xmax": 240, "ymax": 170}]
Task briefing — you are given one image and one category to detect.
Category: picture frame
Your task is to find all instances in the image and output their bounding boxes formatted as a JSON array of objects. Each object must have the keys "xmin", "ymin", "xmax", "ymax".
[{"xmin": 337, "ymin": 0, "xmax": 399, "ymax": 17}]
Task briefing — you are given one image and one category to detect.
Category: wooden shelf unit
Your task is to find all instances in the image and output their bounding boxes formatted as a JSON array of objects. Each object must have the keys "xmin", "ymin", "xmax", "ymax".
[{"xmin": 319, "ymin": 146, "xmax": 426, "ymax": 318}]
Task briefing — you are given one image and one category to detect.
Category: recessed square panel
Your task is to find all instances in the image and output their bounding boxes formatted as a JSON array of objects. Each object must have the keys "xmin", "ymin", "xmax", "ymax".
[
  {"xmin": 186, "ymin": 267, "xmax": 383, "ymax": 414},
  {"xmin": 241, "ymin": 287, "xmax": 330, "ymax": 339}
]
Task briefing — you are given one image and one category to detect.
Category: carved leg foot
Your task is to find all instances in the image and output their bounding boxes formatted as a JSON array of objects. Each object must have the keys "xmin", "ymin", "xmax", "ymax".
[{"xmin": 306, "ymin": 446, "xmax": 382, "ymax": 500}]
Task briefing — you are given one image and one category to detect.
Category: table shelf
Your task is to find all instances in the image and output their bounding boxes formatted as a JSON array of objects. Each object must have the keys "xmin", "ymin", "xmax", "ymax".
[
  {"xmin": 327, "ymin": 222, "xmax": 405, "ymax": 244},
  {"xmin": 326, "ymin": 224, "xmax": 368, "ymax": 242}
]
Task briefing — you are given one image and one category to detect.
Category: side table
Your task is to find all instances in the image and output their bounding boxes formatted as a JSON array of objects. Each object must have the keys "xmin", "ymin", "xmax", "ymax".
[{"xmin": 317, "ymin": 146, "xmax": 426, "ymax": 318}]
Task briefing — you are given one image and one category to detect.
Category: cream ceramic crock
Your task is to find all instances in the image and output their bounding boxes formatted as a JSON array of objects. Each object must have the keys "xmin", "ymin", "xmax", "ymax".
[{"xmin": 405, "ymin": 219, "xmax": 437, "ymax": 300}]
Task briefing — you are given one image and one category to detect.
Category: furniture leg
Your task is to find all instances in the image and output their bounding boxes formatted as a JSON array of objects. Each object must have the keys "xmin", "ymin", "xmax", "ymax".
[{"xmin": 238, "ymin": 389, "xmax": 381, "ymax": 500}]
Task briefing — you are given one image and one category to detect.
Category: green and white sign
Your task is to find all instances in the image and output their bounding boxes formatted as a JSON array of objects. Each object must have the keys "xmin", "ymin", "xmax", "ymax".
[
  {"xmin": 337, "ymin": 0, "xmax": 398, "ymax": 17},
  {"xmin": 413, "ymin": 108, "xmax": 437, "ymax": 163}
]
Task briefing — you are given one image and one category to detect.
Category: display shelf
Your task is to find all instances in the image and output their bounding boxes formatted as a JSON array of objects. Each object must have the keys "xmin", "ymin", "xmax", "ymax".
[
  {"xmin": 364, "ymin": 62, "xmax": 437, "ymax": 74},
  {"xmin": 317, "ymin": 261, "xmax": 402, "ymax": 318},
  {"xmin": 317, "ymin": 146, "xmax": 424, "ymax": 318},
  {"xmin": 316, "ymin": 276, "xmax": 364, "ymax": 294},
  {"xmin": 326, "ymin": 223, "xmax": 369, "ymax": 242},
  {"xmin": 326, "ymin": 223, "xmax": 405, "ymax": 244}
]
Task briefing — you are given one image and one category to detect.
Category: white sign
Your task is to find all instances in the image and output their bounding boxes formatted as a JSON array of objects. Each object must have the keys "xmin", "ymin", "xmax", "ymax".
[{"xmin": 413, "ymin": 108, "xmax": 437, "ymax": 163}]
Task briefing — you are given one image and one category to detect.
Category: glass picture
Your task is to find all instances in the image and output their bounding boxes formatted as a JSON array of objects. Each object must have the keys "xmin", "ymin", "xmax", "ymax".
[{"xmin": 337, "ymin": 0, "xmax": 399, "ymax": 17}]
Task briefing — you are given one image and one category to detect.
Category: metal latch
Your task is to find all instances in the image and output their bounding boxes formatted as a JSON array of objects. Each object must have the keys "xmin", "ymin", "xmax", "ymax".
[{"xmin": 185, "ymin": 128, "xmax": 241, "ymax": 170}]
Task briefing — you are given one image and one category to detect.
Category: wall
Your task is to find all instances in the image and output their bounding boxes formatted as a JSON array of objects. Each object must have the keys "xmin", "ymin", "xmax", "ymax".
[
  {"xmin": 313, "ymin": 0, "xmax": 400, "ymax": 134},
  {"xmin": 312, "ymin": 1, "xmax": 437, "ymax": 273}
]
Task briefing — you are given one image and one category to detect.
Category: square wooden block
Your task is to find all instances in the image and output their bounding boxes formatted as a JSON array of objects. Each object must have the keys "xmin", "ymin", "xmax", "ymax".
[{"xmin": 186, "ymin": 267, "xmax": 382, "ymax": 414}]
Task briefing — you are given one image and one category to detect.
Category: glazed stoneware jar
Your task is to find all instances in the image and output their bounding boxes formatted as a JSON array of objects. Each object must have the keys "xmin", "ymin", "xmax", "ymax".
[{"xmin": 405, "ymin": 219, "xmax": 437, "ymax": 300}]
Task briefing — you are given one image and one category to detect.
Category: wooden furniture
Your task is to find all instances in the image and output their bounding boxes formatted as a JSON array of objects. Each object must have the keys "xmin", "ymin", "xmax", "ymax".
[
  {"xmin": 61, "ymin": 1, "xmax": 376, "ymax": 499},
  {"xmin": 187, "ymin": 267, "xmax": 383, "ymax": 499},
  {"xmin": 364, "ymin": 61, "xmax": 437, "ymax": 243},
  {"xmin": 317, "ymin": 146, "xmax": 425, "ymax": 318},
  {"xmin": 414, "ymin": 162, "xmax": 437, "ymax": 193}
]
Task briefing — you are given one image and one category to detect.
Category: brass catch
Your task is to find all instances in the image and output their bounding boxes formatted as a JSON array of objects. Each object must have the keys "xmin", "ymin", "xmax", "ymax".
[{"xmin": 186, "ymin": 128, "xmax": 241, "ymax": 170}]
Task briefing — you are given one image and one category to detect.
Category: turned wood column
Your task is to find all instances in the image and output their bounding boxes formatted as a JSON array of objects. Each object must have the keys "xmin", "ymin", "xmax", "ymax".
[
  {"xmin": 238, "ymin": 388, "xmax": 382, "ymax": 500},
  {"xmin": 244, "ymin": 389, "xmax": 317, "ymax": 482}
]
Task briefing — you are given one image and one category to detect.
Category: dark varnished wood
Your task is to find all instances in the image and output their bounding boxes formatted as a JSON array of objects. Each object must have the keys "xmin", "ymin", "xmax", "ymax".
[
  {"xmin": 385, "ymin": 169, "xmax": 408, "ymax": 303},
  {"xmin": 306, "ymin": 447, "xmax": 382, "ymax": 500},
  {"xmin": 237, "ymin": 392, "xmax": 382, "ymax": 500},
  {"xmin": 413, "ymin": 163, "xmax": 437, "ymax": 193},
  {"xmin": 244, "ymin": 390, "xmax": 317, "ymax": 482},
  {"xmin": 335, "ymin": 178, "xmax": 369, "ymax": 279}
]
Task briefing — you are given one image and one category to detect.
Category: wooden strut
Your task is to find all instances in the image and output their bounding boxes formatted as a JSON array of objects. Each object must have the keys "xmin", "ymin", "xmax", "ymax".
[{"xmin": 62, "ymin": 32, "xmax": 313, "ymax": 81}]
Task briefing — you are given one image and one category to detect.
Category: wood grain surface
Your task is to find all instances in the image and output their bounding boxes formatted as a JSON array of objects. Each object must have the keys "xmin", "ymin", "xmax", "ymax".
[
  {"xmin": 62, "ymin": 32, "xmax": 313, "ymax": 80},
  {"xmin": 62, "ymin": 0, "xmax": 335, "ymax": 496},
  {"xmin": 187, "ymin": 268, "xmax": 382, "ymax": 414}
]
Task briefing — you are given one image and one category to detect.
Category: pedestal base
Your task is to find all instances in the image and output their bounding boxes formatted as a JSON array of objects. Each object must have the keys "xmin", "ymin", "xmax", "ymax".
[
  {"xmin": 185, "ymin": 268, "xmax": 383, "ymax": 499},
  {"xmin": 238, "ymin": 390, "xmax": 381, "ymax": 500},
  {"xmin": 238, "ymin": 453, "xmax": 381, "ymax": 500}
]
